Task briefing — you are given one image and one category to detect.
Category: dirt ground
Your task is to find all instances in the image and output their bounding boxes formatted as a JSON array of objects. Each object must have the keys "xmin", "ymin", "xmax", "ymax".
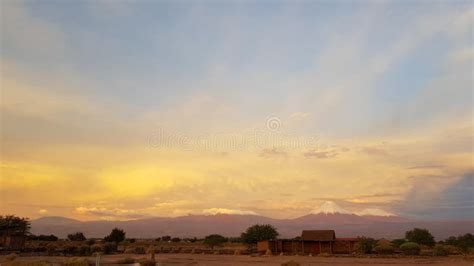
[{"xmin": 2, "ymin": 254, "xmax": 474, "ymax": 266}]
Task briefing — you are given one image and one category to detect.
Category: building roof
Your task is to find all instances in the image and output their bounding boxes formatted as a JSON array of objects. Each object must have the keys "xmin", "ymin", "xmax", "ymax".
[{"xmin": 301, "ymin": 230, "xmax": 336, "ymax": 241}]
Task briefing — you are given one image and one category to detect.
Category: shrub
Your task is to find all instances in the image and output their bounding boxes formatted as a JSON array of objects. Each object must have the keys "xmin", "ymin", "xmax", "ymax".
[
  {"xmin": 64, "ymin": 244, "xmax": 78, "ymax": 254},
  {"xmin": 124, "ymin": 247, "xmax": 135, "ymax": 254},
  {"xmin": 134, "ymin": 246, "xmax": 146, "ymax": 254},
  {"xmin": 104, "ymin": 228, "xmax": 126, "ymax": 243},
  {"xmin": 161, "ymin": 236, "xmax": 171, "ymax": 242},
  {"xmin": 76, "ymin": 245, "xmax": 91, "ymax": 256},
  {"xmin": 103, "ymin": 242, "xmax": 117, "ymax": 254},
  {"xmin": 117, "ymin": 257, "xmax": 136, "ymax": 264},
  {"xmin": 68, "ymin": 232, "xmax": 86, "ymax": 242},
  {"xmin": 433, "ymin": 244, "xmax": 449, "ymax": 256},
  {"xmin": 374, "ymin": 242, "xmax": 395, "ymax": 254},
  {"xmin": 400, "ymin": 242, "xmax": 421, "ymax": 255},
  {"xmin": 90, "ymin": 244, "xmax": 103, "ymax": 253},
  {"xmin": 46, "ymin": 242, "xmax": 58, "ymax": 255},
  {"xmin": 138, "ymin": 259, "xmax": 155, "ymax": 266},
  {"xmin": 6, "ymin": 252, "xmax": 18, "ymax": 261},
  {"xmin": 443, "ymin": 244, "xmax": 461, "ymax": 255},
  {"xmin": 203, "ymin": 234, "xmax": 227, "ymax": 249},
  {"xmin": 85, "ymin": 239, "xmax": 95, "ymax": 246},
  {"xmin": 171, "ymin": 237, "xmax": 181, "ymax": 242}
]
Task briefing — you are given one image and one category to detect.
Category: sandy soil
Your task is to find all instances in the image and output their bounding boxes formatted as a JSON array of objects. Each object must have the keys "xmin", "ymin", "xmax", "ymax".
[{"xmin": 1, "ymin": 254, "xmax": 473, "ymax": 266}]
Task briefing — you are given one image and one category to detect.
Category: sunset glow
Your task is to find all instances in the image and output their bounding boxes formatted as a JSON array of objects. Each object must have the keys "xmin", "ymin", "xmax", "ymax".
[{"xmin": 1, "ymin": 1, "xmax": 472, "ymax": 221}]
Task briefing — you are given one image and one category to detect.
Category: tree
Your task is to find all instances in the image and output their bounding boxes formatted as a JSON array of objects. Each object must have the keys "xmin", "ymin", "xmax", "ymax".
[
  {"xmin": 104, "ymin": 228, "xmax": 126, "ymax": 243},
  {"xmin": 355, "ymin": 237, "xmax": 376, "ymax": 254},
  {"xmin": 391, "ymin": 238, "xmax": 406, "ymax": 248},
  {"xmin": 456, "ymin": 233, "xmax": 474, "ymax": 253},
  {"xmin": 0, "ymin": 215, "xmax": 30, "ymax": 236},
  {"xmin": 443, "ymin": 233, "xmax": 474, "ymax": 253},
  {"xmin": 68, "ymin": 232, "xmax": 86, "ymax": 241},
  {"xmin": 171, "ymin": 237, "xmax": 181, "ymax": 242},
  {"xmin": 405, "ymin": 228, "xmax": 435, "ymax": 247},
  {"xmin": 203, "ymin": 234, "xmax": 227, "ymax": 249},
  {"xmin": 240, "ymin": 224, "xmax": 278, "ymax": 245}
]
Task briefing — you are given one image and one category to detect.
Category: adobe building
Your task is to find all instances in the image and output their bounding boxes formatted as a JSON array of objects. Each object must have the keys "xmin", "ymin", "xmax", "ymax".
[{"xmin": 257, "ymin": 230, "xmax": 358, "ymax": 254}]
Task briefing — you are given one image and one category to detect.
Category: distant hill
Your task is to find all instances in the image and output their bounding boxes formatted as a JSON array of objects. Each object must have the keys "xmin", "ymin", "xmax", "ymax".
[{"xmin": 31, "ymin": 213, "xmax": 473, "ymax": 240}]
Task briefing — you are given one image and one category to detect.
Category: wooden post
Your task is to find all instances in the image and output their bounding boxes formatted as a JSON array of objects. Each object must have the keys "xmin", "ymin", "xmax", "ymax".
[
  {"xmin": 302, "ymin": 241, "xmax": 304, "ymax": 254},
  {"xmin": 95, "ymin": 253, "xmax": 101, "ymax": 266},
  {"xmin": 329, "ymin": 241, "xmax": 332, "ymax": 254},
  {"xmin": 319, "ymin": 242, "xmax": 321, "ymax": 254}
]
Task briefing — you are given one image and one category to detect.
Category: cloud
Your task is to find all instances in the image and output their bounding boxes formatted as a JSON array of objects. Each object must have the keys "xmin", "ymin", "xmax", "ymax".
[
  {"xmin": 75, "ymin": 206, "xmax": 150, "ymax": 220},
  {"xmin": 303, "ymin": 149, "xmax": 338, "ymax": 159},
  {"xmin": 356, "ymin": 208, "xmax": 395, "ymax": 217},
  {"xmin": 360, "ymin": 147, "xmax": 387, "ymax": 156},
  {"xmin": 202, "ymin": 208, "xmax": 258, "ymax": 216},
  {"xmin": 406, "ymin": 165, "xmax": 445, "ymax": 170},
  {"xmin": 394, "ymin": 172, "xmax": 474, "ymax": 219},
  {"xmin": 1, "ymin": 2, "xmax": 472, "ymax": 221},
  {"xmin": 290, "ymin": 112, "xmax": 310, "ymax": 121},
  {"xmin": 259, "ymin": 148, "xmax": 287, "ymax": 158}
]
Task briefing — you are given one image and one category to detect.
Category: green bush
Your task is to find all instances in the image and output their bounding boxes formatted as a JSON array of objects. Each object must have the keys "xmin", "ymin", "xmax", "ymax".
[
  {"xmin": 373, "ymin": 243, "xmax": 395, "ymax": 254},
  {"xmin": 433, "ymin": 244, "xmax": 449, "ymax": 256},
  {"xmin": 400, "ymin": 242, "xmax": 421, "ymax": 255}
]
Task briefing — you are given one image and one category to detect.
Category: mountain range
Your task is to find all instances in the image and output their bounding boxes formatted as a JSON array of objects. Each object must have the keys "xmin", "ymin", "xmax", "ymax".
[{"xmin": 31, "ymin": 213, "xmax": 473, "ymax": 240}]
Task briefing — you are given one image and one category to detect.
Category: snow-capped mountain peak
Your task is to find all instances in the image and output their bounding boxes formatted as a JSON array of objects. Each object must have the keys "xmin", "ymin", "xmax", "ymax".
[{"xmin": 311, "ymin": 201, "xmax": 350, "ymax": 214}]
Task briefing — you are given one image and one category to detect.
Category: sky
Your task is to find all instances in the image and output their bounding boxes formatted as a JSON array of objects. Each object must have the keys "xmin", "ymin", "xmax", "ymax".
[{"xmin": 0, "ymin": 0, "xmax": 473, "ymax": 221}]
